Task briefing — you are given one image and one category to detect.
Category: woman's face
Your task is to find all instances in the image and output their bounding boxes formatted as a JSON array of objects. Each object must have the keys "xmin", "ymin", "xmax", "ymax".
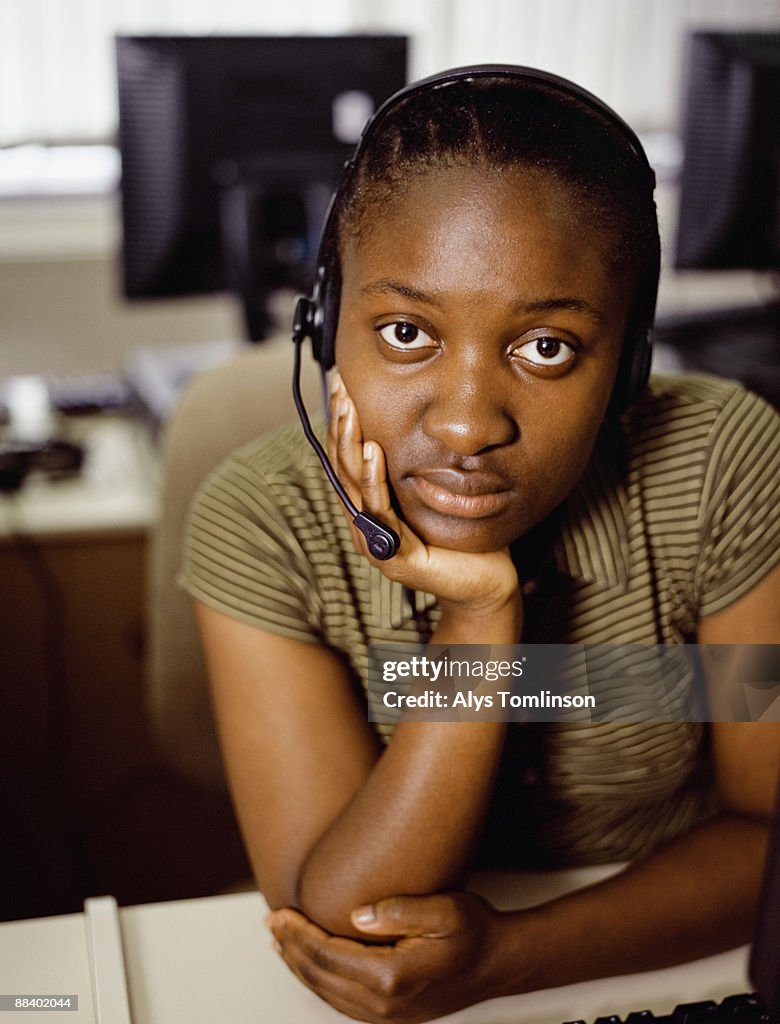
[{"xmin": 336, "ymin": 163, "xmax": 635, "ymax": 553}]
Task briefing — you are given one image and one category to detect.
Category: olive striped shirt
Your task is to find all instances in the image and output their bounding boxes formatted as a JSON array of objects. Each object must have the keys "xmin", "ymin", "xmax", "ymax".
[{"xmin": 181, "ymin": 374, "xmax": 779, "ymax": 866}]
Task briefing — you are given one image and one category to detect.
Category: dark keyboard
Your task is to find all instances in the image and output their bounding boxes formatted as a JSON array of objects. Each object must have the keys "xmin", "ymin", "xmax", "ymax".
[{"xmin": 566, "ymin": 994, "xmax": 778, "ymax": 1024}]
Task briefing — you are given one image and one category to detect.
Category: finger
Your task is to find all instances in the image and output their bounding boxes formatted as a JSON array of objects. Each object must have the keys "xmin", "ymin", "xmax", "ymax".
[
  {"xmin": 274, "ymin": 938, "xmax": 401, "ymax": 1023},
  {"xmin": 326, "ymin": 377, "xmax": 363, "ymax": 499},
  {"xmin": 361, "ymin": 441, "xmax": 402, "ymax": 533},
  {"xmin": 326, "ymin": 371, "xmax": 341, "ymax": 464},
  {"xmin": 270, "ymin": 909, "xmax": 402, "ymax": 994},
  {"xmin": 273, "ymin": 928, "xmax": 428, "ymax": 1022},
  {"xmin": 351, "ymin": 894, "xmax": 460, "ymax": 940},
  {"xmin": 326, "ymin": 375, "xmax": 350, "ymax": 470},
  {"xmin": 339, "ymin": 388, "xmax": 365, "ymax": 496}
]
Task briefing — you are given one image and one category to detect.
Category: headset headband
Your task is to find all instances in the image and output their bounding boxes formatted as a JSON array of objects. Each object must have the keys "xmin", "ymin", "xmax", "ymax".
[{"xmin": 348, "ymin": 65, "xmax": 655, "ymax": 190}]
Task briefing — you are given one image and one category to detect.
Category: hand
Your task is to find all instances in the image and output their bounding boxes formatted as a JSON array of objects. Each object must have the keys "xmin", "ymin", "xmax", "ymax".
[
  {"xmin": 268, "ymin": 891, "xmax": 511, "ymax": 1023},
  {"xmin": 327, "ymin": 374, "xmax": 520, "ymax": 620}
]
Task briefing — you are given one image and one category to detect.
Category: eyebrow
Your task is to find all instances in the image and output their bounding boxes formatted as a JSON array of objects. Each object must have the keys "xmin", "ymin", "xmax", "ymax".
[
  {"xmin": 515, "ymin": 297, "xmax": 606, "ymax": 325},
  {"xmin": 358, "ymin": 278, "xmax": 606, "ymax": 324},
  {"xmin": 358, "ymin": 278, "xmax": 439, "ymax": 305}
]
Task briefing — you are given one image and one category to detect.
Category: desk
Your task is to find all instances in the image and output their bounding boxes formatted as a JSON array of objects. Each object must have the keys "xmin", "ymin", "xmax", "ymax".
[
  {"xmin": 0, "ymin": 418, "xmax": 159, "ymax": 800},
  {"xmin": 0, "ymin": 414, "xmax": 161, "ymax": 918},
  {"xmin": 0, "ymin": 870, "xmax": 751, "ymax": 1024},
  {"xmin": 0, "ymin": 413, "xmax": 159, "ymax": 541}
]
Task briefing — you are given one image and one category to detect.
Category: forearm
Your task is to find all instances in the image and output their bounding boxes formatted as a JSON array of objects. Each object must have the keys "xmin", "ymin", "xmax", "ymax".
[
  {"xmin": 296, "ymin": 598, "xmax": 520, "ymax": 935},
  {"xmin": 297, "ymin": 719, "xmax": 505, "ymax": 933},
  {"xmin": 488, "ymin": 813, "xmax": 769, "ymax": 997}
]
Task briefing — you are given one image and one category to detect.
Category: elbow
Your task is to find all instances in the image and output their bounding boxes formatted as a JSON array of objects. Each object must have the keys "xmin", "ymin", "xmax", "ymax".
[
  {"xmin": 258, "ymin": 876, "xmax": 298, "ymax": 913},
  {"xmin": 290, "ymin": 849, "xmax": 470, "ymax": 939},
  {"xmin": 295, "ymin": 877, "xmax": 365, "ymax": 940},
  {"xmin": 258, "ymin": 866, "xmax": 371, "ymax": 938}
]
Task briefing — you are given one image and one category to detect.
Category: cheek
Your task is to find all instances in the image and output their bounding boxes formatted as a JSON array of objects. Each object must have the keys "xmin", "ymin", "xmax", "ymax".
[
  {"xmin": 517, "ymin": 390, "xmax": 610, "ymax": 513},
  {"xmin": 339, "ymin": 368, "xmax": 412, "ymax": 453}
]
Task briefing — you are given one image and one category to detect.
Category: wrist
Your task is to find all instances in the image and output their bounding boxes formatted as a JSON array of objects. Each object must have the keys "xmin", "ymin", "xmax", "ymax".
[
  {"xmin": 477, "ymin": 908, "xmax": 540, "ymax": 1001},
  {"xmin": 487, "ymin": 901, "xmax": 594, "ymax": 997},
  {"xmin": 438, "ymin": 587, "xmax": 523, "ymax": 643}
]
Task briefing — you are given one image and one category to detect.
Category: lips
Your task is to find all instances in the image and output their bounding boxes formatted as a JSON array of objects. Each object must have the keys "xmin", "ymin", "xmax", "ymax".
[{"xmin": 405, "ymin": 468, "xmax": 513, "ymax": 519}]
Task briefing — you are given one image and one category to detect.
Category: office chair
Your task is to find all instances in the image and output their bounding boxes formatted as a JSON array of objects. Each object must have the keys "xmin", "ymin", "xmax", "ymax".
[{"xmin": 146, "ymin": 334, "xmax": 322, "ymax": 792}]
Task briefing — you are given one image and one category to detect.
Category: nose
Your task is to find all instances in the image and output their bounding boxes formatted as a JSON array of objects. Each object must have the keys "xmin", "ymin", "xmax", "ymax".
[{"xmin": 421, "ymin": 352, "xmax": 519, "ymax": 457}]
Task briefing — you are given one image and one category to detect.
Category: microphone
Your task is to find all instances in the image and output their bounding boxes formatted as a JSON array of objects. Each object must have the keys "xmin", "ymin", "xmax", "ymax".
[{"xmin": 291, "ymin": 304, "xmax": 400, "ymax": 560}]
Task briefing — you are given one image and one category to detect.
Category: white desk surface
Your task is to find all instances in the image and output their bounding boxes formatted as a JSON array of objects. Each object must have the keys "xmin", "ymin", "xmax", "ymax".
[
  {"xmin": 0, "ymin": 414, "xmax": 159, "ymax": 542},
  {"xmin": 0, "ymin": 868, "xmax": 751, "ymax": 1024}
]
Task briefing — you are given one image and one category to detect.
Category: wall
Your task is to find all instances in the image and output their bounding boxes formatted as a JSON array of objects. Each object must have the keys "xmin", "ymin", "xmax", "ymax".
[
  {"xmin": 0, "ymin": 182, "xmax": 773, "ymax": 379},
  {"xmin": 0, "ymin": 197, "xmax": 243, "ymax": 378}
]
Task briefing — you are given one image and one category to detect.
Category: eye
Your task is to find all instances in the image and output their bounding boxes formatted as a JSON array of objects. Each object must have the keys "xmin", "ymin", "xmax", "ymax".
[
  {"xmin": 377, "ymin": 321, "xmax": 436, "ymax": 351},
  {"xmin": 514, "ymin": 336, "xmax": 575, "ymax": 368}
]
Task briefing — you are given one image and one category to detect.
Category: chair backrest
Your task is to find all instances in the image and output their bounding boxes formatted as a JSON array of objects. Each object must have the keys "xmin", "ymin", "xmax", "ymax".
[{"xmin": 146, "ymin": 336, "xmax": 322, "ymax": 789}]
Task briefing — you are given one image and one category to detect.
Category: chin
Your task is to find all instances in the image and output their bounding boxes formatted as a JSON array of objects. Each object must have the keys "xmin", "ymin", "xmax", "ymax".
[{"xmin": 406, "ymin": 508, "xmax": 521, "ymax": 554}]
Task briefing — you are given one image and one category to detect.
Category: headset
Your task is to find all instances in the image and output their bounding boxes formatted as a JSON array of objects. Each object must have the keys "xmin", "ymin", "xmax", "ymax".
[{"xmin": 292, "ymin": 64, "xmax": 660, "ymax": 560}]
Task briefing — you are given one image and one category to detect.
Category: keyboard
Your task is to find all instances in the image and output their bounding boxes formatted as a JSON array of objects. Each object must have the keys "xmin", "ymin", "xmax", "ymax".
[
  {"xmin": 566, "ymin": 994, "xmax": 778, "ymax": 1024},
  {"xmin": 46, "ymin": 371, "xmax": 135, "ymax": 414}
]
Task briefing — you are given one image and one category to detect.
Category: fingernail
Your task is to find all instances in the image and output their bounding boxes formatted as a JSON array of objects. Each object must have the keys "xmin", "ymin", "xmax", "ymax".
[
  {"xmin": 363, "ymin": 442, "xmax": 375, "ymax": 462},
  {"xmin": 329, "ymin": 372, "xmax": 342, "ymax": 396},
  {"xmin": 352, "ymin": 904, "xmax": 376, "ymax": 926}
]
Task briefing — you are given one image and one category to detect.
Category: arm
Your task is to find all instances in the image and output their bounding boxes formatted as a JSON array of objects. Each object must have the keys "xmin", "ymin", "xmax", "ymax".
[
  {"xmin": 269, "ymin": 562, "xmax": 780, "ymax": 1023},
  {"xmin": 196, "ymin": 380, "xmax": 522, "ymax": 938},
  {"xmin": 494, "ymin": 559, "xmax": 780, "ymax": 991},
  {"xmin": 197, "ymin": 603, "xmax": 510, "ymax": 937}
]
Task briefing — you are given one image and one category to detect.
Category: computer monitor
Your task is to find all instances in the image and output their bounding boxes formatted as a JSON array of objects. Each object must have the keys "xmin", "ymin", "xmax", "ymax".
[
  {"xmin": 656, "ymin": 31, "xmax": 780, "ymax": 408},
  {"xmin": 675, "ymin": 31, "xmax": 780, "ymax": 270},
  {"xmin": 116, "ymin": 35, "xmax": 408, "ymax": 340}
]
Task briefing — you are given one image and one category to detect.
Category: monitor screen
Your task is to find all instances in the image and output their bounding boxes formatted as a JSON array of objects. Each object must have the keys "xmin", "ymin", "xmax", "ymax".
[
  {"xmin": 116, "ymin": 35, "xmax": 408, "ymax": 339},
  {"xmin": 675, "ymin": 31, "xmax": 780, "ymax": 271}
]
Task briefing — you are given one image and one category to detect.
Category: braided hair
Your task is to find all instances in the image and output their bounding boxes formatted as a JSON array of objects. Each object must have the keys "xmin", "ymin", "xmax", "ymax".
[{"xmin": 327, "ymin": 75, "xmax": 660, "ymax": 336}]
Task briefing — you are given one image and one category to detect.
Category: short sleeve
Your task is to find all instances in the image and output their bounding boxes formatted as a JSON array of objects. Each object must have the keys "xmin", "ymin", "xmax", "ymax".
[
  {"xmin": 179, "ymin": 452, "xmax": 323, "ymax": 643},
  {"xmin": 695, "ymin": 386, "xmax": 780, "ymax": 617}
]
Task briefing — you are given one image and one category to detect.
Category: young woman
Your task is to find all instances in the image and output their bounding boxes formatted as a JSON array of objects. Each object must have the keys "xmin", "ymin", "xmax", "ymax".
[{"xmin": 181, "ymin": 68, "xmax": 780, "ymax": 1023}]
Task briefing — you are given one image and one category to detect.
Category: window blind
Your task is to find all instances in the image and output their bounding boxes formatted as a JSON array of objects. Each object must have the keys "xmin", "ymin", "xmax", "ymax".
[{"xmin": 1, "ymin": 0, "xmax": 779, "ymax": 146}]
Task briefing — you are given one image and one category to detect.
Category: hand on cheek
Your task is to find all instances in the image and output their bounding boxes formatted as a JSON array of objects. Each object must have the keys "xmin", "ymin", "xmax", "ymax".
[
  {"xmin": 327, "ymin": 371, "xmax": 365, "ymax": 509},
  {"xmin": 327, "ymin": 372, "xmax": 423, "ymax": 572},
  {"xmin": 327, "ymin": 372, "xmax": 521, "ymax": 618}
]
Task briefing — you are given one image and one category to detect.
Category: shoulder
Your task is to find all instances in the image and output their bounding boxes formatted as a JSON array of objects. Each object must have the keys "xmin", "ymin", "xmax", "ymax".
[
  {"xmin": 181, "ymin": 420, "xmax": 355, "ymax": 641},
  {"xmin": 619, "ymin": 372, "xmax": 779, "ymax": 473},
  {"xmin": 193, "ymin": 420, "xmax": 334, "ymax": 525},
  {"xmin": 218, "ymin": 419, "xmax": 324, "ymax": 484},
  {"xmin": 183, "ymin": 417, "xmax": 347, "ymax": 586},
  {"xmin": 619, "ymin": 373, "xmax": 779, "ymax": 617},
  {"xmin": 627, "ymin": 371, "xmax": 776, "ymax": 430}
]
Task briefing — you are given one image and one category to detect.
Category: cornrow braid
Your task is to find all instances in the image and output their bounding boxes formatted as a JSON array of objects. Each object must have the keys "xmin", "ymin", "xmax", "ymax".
[{"xmin": 328, "ymin": 75, "xmax": 659, "ymax": 303}]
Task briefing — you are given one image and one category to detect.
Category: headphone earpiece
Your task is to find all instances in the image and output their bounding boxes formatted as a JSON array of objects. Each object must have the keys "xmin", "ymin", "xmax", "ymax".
[
  {"xmin": 613, "ymin": 325, "xmax": 653, "ymax": 412},
  {"xmin": 315, "ymin": 267, "xmax": 340, "ymax": 370},
  {"xmin": 629, "ymin": 329, "xmax": 653, "ymax": 405},
  {"xmin": 294, "ymin": 265, "xmax": 339, "ymax": 370},
  {"xmin": 292, "ymin": 295, "xmax": 316, "ymax": 345}
]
